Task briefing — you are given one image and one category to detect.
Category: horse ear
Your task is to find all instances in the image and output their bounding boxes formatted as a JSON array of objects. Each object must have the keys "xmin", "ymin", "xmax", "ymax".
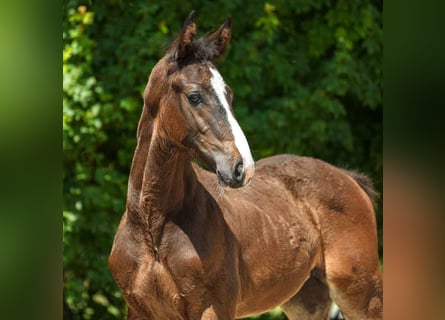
[
  {"xmin": 206, "ymin": 17, "xmax": 232, "ymax": 60},
  {"xmin": 175, "ymin": 10, "xmax": 196, "ymax": 60}
]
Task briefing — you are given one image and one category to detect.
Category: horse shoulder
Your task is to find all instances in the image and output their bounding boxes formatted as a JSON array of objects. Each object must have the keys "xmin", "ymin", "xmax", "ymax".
[
  {"xmin": 109, "ymin": 213, "xmax": 188, "ymax": 318},
  {"xmin": 108, "ymin": 213, "xmax": 142, "ymax": 290}
]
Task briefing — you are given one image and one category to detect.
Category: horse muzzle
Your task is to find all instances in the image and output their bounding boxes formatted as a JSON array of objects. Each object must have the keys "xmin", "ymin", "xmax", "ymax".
[{"xmin": 216, "ymin": 157, "xmax": 255, "ymax": 188}]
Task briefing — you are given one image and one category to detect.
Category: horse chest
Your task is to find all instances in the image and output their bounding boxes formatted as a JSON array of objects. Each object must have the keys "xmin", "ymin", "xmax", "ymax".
[{"xmin": 116, "ymin": 238, "xmax": 212, "ymax": 318}]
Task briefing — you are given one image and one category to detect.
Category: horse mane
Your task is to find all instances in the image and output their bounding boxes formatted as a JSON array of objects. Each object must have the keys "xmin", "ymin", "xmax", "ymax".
[
  {"xmin": 344, "ymin": 170, "xmax": 379, "ymax": 208},
  {"xmin": 167, "ymin": 15, "xmax": 232, "ymax": 66},
  {"xmin": 167, "ymin": 37, "xmax": 224, "ymax": 65}
]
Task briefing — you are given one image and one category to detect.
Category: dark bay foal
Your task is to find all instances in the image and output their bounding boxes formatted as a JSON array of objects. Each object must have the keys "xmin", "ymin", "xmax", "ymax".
[{"xmin": 109, "ymin": 12, "xmax": 383, "ymax": 320}]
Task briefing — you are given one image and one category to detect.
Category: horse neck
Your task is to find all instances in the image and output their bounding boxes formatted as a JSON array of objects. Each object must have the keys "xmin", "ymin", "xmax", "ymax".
[
  {"xmin": 126, "ymin": 113, "xmax": 197, "ymax": 255},
  {"xmin": 126, "ymin": 105, "xmax": 152, "ymax": 215},
  {"xmin": 141, "ymin": 128, "xmax": 196, "ymax": 213}
]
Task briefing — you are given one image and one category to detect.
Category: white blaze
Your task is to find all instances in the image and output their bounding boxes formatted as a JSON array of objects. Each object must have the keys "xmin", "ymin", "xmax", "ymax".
[{"xmin": 209, "ymin": 67, "xmax": 255, "ymax": 170}]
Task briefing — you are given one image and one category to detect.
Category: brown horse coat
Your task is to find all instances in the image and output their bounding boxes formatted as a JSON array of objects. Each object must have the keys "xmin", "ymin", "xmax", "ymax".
[{"xmin": 109, "ymin": 12, "xmax": 382, "ymax": 320}]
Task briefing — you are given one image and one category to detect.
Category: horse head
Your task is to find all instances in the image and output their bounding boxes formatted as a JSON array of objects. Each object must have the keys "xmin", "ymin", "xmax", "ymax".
[{"xmin": 143, "ymin": 11, "xmax": 255, "ymax": 188}]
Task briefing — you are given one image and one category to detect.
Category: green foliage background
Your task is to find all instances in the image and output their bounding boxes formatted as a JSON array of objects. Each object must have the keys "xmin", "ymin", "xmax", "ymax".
[{"xmin": 63, "ymin": 0, "xmax": 382, "ymax": 319}]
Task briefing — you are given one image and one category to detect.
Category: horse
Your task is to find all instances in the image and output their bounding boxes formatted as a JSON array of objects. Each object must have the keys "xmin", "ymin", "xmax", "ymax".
[{"xmin": 108, "ymin": 11, "xmax": 383, "ymax": 320}]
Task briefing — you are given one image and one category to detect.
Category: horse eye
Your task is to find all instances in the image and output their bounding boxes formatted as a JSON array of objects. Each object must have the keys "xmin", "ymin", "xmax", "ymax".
[{"xmin": 186, "ymin": 92, "xmax": 202, "ymax": 106}]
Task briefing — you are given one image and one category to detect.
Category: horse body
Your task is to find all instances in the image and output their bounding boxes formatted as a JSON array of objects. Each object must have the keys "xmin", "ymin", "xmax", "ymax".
[
  {"xmin": 109, "ymin": 11, "xmax": 382, "ymax": 320},
  {"xmin": 194, "ymin": 154, "xmax": 381, "ymax": 319},
  {"xmin": 195, "ymin": 157, "xmax": 323, "ymax": 317}
]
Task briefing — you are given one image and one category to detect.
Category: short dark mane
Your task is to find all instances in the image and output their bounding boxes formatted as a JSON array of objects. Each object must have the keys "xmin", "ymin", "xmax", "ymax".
[{"xmin": 168, "ymin": 36, "xmax": 222, "ymax": 65}]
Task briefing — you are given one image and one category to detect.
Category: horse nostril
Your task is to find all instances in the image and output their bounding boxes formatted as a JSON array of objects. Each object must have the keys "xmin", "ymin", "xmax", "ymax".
[{"xmin": 234, "ymin": 160, "xmax": 244, "ymax": 181}]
